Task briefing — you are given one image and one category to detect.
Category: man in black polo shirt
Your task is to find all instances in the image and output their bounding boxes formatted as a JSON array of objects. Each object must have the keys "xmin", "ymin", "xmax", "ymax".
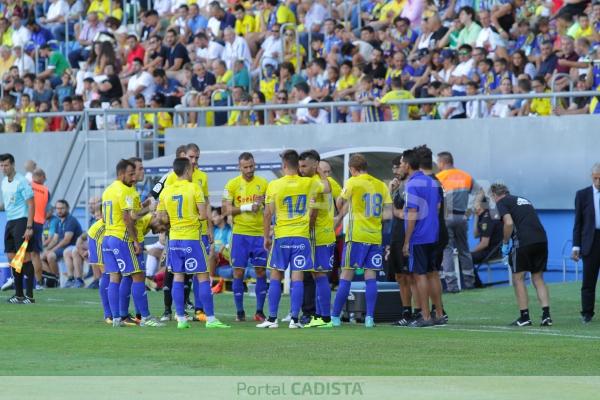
[
  {"xmin": 471, "ymin": 195, "xmax": 503, "ymax": 265},
  {"xmin": 490, "ymin": 184, "xmax": 552, "ymax": 327}
]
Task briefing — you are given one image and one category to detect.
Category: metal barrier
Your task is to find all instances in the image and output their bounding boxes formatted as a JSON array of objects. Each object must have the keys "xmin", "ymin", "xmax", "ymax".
[
  {"xmin": 550, "ymin": 73, "xmax": 574, "ymax": 108},
  {"xmin": 17, "ymin": 90, "xmax": 600, "ymax": 134}
]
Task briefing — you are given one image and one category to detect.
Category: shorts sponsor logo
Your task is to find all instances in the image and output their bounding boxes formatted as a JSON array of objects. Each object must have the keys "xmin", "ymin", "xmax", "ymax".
[
  {"xmin": 371, "ymin": 254, "xmax": 382, "ymax": 267},
  {"xmin": 329, "ymin": 255, "xmax": 334, "ymax": 268},
  {"xmin": 280, "ymin": 244, "xmax": 306, "ymax": 250},
  {"xmin": 186, "ymin": 247, "xmax": 192, "ymax": 254},
  {"xmin": 185, "ymin": 258, "xmax": 198, "ymax": 271},
  {"xmin": 117, "ymin": 259, "xmax": 126, "ymax": 272},
  {"xmin": 293, "ymin": 255, "xmax": 306, "ymax": 269},
  {"xmin": 112, "ymin": 249, "xmax": 119, "ymax": 255}
]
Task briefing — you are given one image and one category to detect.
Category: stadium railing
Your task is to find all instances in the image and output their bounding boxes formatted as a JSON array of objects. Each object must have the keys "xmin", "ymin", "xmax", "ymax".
[{"xmin": 16, "ymin": 89, "xmax": 600, "ymax": 132}]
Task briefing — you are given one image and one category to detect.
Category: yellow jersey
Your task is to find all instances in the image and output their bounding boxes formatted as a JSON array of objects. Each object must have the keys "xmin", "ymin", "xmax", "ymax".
[
  {"xmin": 341, "ymin": 174, "xmax": 392, "ymax": 244},
  {"xmin": 336, "ymin": 74, "xmax": 358, "ymax": 91},
  {"xmin": 379, "ymin": 90, "xmax": 418, "ymax": 120},
  {"xmin": 379, "ymin": 0, "xmax": 406, "ymax": 23},
  {"xmin": 135, "ymin": 213, "xmax": 153, "ymax": 243},
  {"xmin": 275, "ymin": 4, "xmax": 297, "ymax": 25},
  {"xmin": 260, "ymin": 77, "xmax": 278, "ymax": 102},
  {"xmin": 87, "ymin": 219, "xmax": 105, "ymax": 242},
  {"xmin": 165, "ymin": 168, "xmax": 209, "ymax": 235},
  {"xmin": 158, "ymin": 179, "xmax": 205, "ymax": 240},
  {"xmin": 102, "ymin": 180, "xmax": 139, "ymax": 241},
  {"xmin": 312, "ymin": 176, "xmax": 342, "ymax": 246},
  {"xmin": 235, "ymin": 14, "xmax": 257, "ymax": 36},
  {"xmin": 223, "ymin": 175, "xmax": 269, "ymax": 236},
  {"xmin": 266, "ymin": 174, "xmax": 324, "ymax": 239}
]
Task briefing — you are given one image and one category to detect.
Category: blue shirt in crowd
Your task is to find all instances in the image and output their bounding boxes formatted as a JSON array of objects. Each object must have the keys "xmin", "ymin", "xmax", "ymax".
[{"xmin": 57, "ymin": 214, "xmax": 82, "ymax": 247}]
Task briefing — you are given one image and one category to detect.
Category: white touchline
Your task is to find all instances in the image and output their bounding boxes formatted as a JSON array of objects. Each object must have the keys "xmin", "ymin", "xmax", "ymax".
[{"xmin": 445, "ymin": 326, "xmax": 600, "ymax": 340}]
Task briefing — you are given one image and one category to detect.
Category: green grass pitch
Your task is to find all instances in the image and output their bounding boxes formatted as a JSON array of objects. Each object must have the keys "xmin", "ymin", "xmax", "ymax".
[{"xmin": 1, "ymin": 282, "xmax": 599, "ymax": 376}]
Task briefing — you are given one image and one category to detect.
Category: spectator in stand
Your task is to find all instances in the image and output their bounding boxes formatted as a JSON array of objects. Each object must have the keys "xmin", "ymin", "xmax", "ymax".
[
  {"xmin": 26, "ymin": 19, "xmax": 53, "ymax": 47},
  {"xmin": 68, "ymin": 12, "xmax": 105, "ymax": 68},
  {"xmin": 13, "ymin": 45, "xmax": 34, "ymax": 76},
  {"xmin": 126, "ymin": 58, "xmax": 155, "ymax": 107},
  {"xmin": 97, "ymin": 64, "xmax": 123, "ymax": 103},
  {"xmin": 437, "ymin": 83, "xmax": 465, "ymax": 119},
  {"xmin": 207, "ymin": 1, "xmax": 236, "ymax": 40},
  {"xmin": 11, "ymin": 12, "xmax": 31, "ymax": 48},
  {"xmin": 39, "ymin": 0, "xmax": 70, "ymax": 34},
  {"xmin": 153, "ymin": 68, "xmax": 184, "ymax": 107},
  {"xmin": 222, "ymin": 27, "xmax": 252, "ymax": 71},
  {"xmin": 38, "ymin": 44, "xmax": 70, "ymax": 88},
  {"xmin": 526, "ymin": 76, "xmax": 552, "ymax": 116},
  {"xmin": 191, "ymin": 32, "xmax": 224, "ymax": 65},
  {"xmin": 120, "ymin": 34, "xmax": 145, "ymax": 79},
  {"xmin": 164, "ymin": 28, "xmax": 190, "ymax": 78}
]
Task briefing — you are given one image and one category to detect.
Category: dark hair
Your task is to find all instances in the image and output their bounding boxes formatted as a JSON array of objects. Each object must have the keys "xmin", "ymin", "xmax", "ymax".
[
  {"xmin": 238, "ymin": 152, "xmax": 254, "ymax": 162},
  {"xmin": 128, "ymin": 157, "xmax": 142, "ymax": 164},
  {"xmin": 299, "ymin": 150, "xmax": 320, "ymax": 162},
  {"xmin": 466, "ymin": 81, "xmax": 478, "ymax": 90},
  {"xmin": 390, "ymin": 76, "xmax": 403, "ymax": 89},
  {"xmin": 176, "ymin": 145, "xmax": 187, "ymax": 156},
  {"xmin": 349, "ymin": 153, "xmax": 368, "ymax": 171},
  {"xmin": 490, "ymin": 183, "xmax": 510, "ymax": 196},
  {"xmin": 62, "ymin": 96, "xmax": 73, "ymax": 103},
  {"xmin": 152, "ymin": 68, "xmax": 166, "ymax": 78},
  {"xmin": 281, "ymin": 149, "xmax": 300, "ymax": 170},
  {"xmin": 459, "ymin": 6, "xmax": 476, "ymax": 20},
  {"xmin": 392, "ymin": 155, "xmax": 402, "ymax": 167},
  {"xmin": 312, "ymin": 57, "xmax": 326, "ymax": 70},
  {"xmin": 280, "ymin": 61, "xmax": 295, "ymax": 74},
  {"xmin": 437, "ymin": 151, "xmax": 454, "ymax": 166},
  {"xmin": 401, "ymin": 149, "xmax": 419, "ymax": 170},
  {"xmin": 517, "ymin": 78, "xmax": 532, "ymax": 92},
  {"xmin": 360, "ymin": 26, "xmax": 374, "ymax": 34},
  {"xmin": 167, "ymin": 28, "xmax": 178, "ymax": 37},
  {"xmin": 0, "ymin": 153, "xmax": 15, "ymax": 164},
  {"xmin": 56, "ymin": 199, "xmax": 70, "ymax": 209},
  {"xmin": 173, "ymin": 157, "xmax": 190, "ymax": 177},
  {"xmin": 195, "ymin": 32, "xmax": 208, "ymax": 41},
  {"xmin": 414, "ymin": 145, "xmax": 433, "ymax": 170},
  {"xmin": 116, "ymin": 159, "xmax": 135, "ymax": 175},
  {"xmin": 294, "ymin": 81, "xmax": 310, "ymax": 95},
  {"xmin": 185, "ymin": 143, "xmax": 200, "ymax": 153}
]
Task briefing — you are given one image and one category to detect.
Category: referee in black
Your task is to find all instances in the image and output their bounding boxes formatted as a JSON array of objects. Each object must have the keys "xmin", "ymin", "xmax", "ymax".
[{"xmin": 490, "ymin": 183, "xmax": 552, "ymax": 327}]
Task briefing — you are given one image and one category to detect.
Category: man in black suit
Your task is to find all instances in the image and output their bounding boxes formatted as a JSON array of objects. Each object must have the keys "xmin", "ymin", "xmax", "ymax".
[{"xmin": 572, "ymin": 163, "xmax": 600, "ymax": 324}]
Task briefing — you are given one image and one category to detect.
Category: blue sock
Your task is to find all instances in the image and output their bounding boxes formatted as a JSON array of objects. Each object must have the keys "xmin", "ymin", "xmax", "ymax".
[
  {"xmin": 99, "ymin": 274, "xmax": 111, "ymax": 318},
  {"xmin": 108, "ymin": 281, "xmax": 120, "ymax": 319},
  {"xmin": 119, "ymin": 276, "xmax": 132, "ymax": 318},
  {"xmin": 332, "ymin": 279, "xmax": 352, "ymax": 317},
  {"xmin": 232, "ymin": 278, "xmax": 244, "ymax": 313},
  {"xmin": 255, "ymin": 276, "xmax": 267, "ymax": 313},
  {"xmin": 365, "ymin": 279, "xmax": 378, "ymax": 318},
  {"xmin": 316, "ymin": 276, "xmax": 331, "ymax": 317},
  {"xmin": 197, "ymin": 280, "xmax": 214, "ymax": 317},
  {"xmin": 315, "ymin": 289, "xmax": 321, "ymax": 317},
  {"xmin": 267, "ymin": 279, "xmax": 281, "ymax": 319},
  {"xmin": 193, "ymin": 278, "xmax": 204, "ymax": 311},
  {"xmin": 132, "ymin": 281, "xmax": 150, "ymax": 318},
  {"xmin": 172, "ymin": 281, "xmax": 185, "ymax": 318},
  {"xmin": 290, "ymin": 280, "xmax": 304, "ymax": 319}
]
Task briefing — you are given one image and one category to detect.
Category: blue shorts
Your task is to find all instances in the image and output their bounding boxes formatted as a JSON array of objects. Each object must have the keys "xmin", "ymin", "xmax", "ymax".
[
  {"xmin": 231, "ymin": 234, "xmax": 267, "ymax": 269},
  {"xmin": 88, "ymin": 237, "xmax": 103, "ymax": 265},
  {"xmin": 168, "ymin": 239, "xmax": 208, "ymax": 274},
  {"xmin": 341, "ymin": 242, "xmax": 383, "ymax": 270},
  {"xmin": 102, "ymin": 236, "xmax": 145, "ymax": 275},
  {"xmin": 267, "ymin": 237, "xmax": 313, "ymax": 272},
  {"xmin": 202, "ymin": 235, "xmax": 210, "ymax": 251},
  {"xmin": 408, "ymin": 243, "xmax": 436, "ymax": 275},
  {"xmin": 313, "ymin": 243, "xmax": 335, "ymax": 272}
]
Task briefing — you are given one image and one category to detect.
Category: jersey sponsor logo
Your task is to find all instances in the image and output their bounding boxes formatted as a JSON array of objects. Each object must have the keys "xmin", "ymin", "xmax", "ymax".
[
  {"xmin": 235, "ymin": 194, "xmax": 261, "ymax": 204},
  {"xmin": 517, "ymin": 197, "xmax": 532, "ymax": 206},
  {"xmin": 371, "ymin": 254, "xmax": 382, "ymax": 268},
  {"xmin": 293, "ymin": 255, "xmax": 306, "ymax": 268},
  {"xmin": 185, "ymin": 258, "xmax": 198, "ymax": 271}
]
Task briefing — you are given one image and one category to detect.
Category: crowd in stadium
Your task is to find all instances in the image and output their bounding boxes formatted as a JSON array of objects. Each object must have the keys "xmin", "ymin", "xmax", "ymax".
[{"xmin": 0, "ymin": 0, "xmax": 599, "ymax": 132}]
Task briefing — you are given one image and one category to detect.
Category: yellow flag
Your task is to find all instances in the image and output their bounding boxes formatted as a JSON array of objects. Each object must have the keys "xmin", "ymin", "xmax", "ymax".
[{"xmin": 9, "ymin": 240, "xmax": 29, "ymax": 274}]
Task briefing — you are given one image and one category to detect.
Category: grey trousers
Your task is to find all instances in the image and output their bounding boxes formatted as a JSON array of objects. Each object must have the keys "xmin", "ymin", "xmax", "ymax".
[{"xmin": 442, "ymin": 214, "xmax": 475, "ymax": 291}]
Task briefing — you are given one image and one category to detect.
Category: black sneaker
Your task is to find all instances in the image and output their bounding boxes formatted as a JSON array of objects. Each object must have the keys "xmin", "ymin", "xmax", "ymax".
[
  {"xmin": 540, "ymin": 316, "xmax": 553, "ymax": 326},
  {"xmin": 392, "ymin": 317, "xmax": 412, "ymax": 327},
  {"xmin": 7, "ymin": 295, "xmax": 24, "ymax": 304},
  {"xmin": 235, "ymin": 311, "xmax": 246, "ymax": 322},
  {"xmin": 409, "ymin": 318, "xmax": 434, "ymax": 328},
  {"xmin": 510, "ymin": 317, "xmax": 532, "ymax": 327},
  {"xmin": 22, "ymin": 296, "xmax": 35, "ymax": 304},
  {"xmin": 433, "ymin": 316, "xmax": 447, "ymax": 326}
]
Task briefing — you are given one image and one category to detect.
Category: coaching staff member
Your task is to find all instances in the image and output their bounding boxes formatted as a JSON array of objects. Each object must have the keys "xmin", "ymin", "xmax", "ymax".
[
  {"xmin": 491, "ymin": 183, "xmax": 552, "ymax": 327},
  {"xmin": 572, "ymin": 163, "xmax": 600, "ymax": 324}
]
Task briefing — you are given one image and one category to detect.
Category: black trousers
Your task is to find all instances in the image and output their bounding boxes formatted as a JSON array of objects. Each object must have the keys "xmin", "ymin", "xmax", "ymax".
[
  {"xmin": 581, "ymin": 231, "xmax": 600, "ymax": 317},
  {"xmin": 302, "ymin": 272, "xmax": 316, "ymax": 316}
]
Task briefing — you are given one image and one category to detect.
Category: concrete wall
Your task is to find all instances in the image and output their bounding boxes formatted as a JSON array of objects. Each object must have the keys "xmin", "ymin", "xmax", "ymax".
[{"xmin": 166, "ymin": 115, "xmax": 600, "ymax": 209}]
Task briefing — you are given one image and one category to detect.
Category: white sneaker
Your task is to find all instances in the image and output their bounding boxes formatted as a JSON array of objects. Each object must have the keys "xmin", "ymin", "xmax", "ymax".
[
  {"xmin": 281, "ymin": 313, "xmax": 292, "ymax": 322},
  {"xmin": 256, "ymin": 319, "xmax": 279, "ymax": 328},
  {"xmin": 289, "ymin": 320, "xmax": 303, "ymax": 329},
  {"xmin": 35, "ymin": 284, "xmax": 44, "ymax": 291},
  {"xmin": 1, "ymin": 277, "xmax": 14, "ymax": 291}
]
